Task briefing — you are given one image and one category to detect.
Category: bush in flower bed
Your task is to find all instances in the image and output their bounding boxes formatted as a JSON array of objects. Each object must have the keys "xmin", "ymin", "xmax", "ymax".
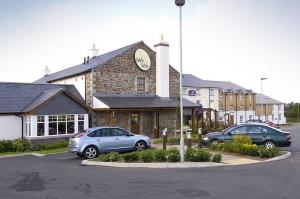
[
  {"xmin": 0, "ymin": 139, "xmax": 68, "ymax": 153},
  {"xmin": 166, "ymin": 148, "xmax": 181, "ymax": 162},
  {"xmin": 140, "ymin": 150, "xmax": 155, "ymax": 162},
  {"xmin": 153, "ymin": 149, "xmax": 167, "ymax": 162},
  {"xmin": 212, "ymin": 154, "xmax": 222, "ymax": 163},
  {"xmin": 209, "ymin": 135, "xmax": 280, "ymax": 158},
  {"xmin": 99, "ymin": 152, "xmax": 120, "ymax": 162},
  {"xmin": 184, "ymin": 149, "xmax": 214, "ymax": 162},
  {"xmin": 121, "ymin": 152, "xmax": 140, "ymax": 162}
]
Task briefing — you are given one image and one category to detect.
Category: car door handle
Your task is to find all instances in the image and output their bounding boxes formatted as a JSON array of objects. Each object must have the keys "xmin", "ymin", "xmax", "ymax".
[
  {"xmin": 97, "ymin": 139, "xmax": 100, "ymax": 141},
  {"xmin": 115, "ymin": 138, "xmax": 119, "ymax": 140}
]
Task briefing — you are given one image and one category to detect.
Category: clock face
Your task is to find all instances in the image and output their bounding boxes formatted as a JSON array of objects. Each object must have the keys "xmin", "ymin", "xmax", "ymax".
[{"xmin": 134, "ymin": 49, "xmax": 151, "ymax": 71}]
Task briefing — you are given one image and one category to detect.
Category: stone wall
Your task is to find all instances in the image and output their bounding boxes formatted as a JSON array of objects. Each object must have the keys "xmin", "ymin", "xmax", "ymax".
[
  {"xmin": 85, "ymin": 72, "xmax": 93, "ymax": 107},
  {"xmin": 158, "ymin": 110, "xmax": 178, "ymax": 137},
  {"xmin": 92, "ymin": 42, "xmax": 156, "ymax": 96},
  {"xmin": 169, "ymin": 66, "xmax": 180, "ymax": 97},
  {"xmin": 26, "ymin": 136, "xmax": 70, "ymax": 145}
]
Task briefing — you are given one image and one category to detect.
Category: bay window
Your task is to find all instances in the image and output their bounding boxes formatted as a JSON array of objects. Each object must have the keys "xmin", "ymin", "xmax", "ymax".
[{"xmin": 37, "ymin": 116, "xmax": 45, "ymax": 136}]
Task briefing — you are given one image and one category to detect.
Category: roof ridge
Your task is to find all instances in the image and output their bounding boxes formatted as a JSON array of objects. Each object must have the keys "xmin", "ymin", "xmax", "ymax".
[{"xmin": 42, "ymin": 41, "xmax": 143, "ymax": 78}]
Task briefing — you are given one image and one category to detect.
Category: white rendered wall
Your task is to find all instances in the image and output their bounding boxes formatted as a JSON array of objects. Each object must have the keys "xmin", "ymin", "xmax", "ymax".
[
  {"xmin": 54, "ymin": 74, "xmax": 86, "ymax": 100},
  {"xmin": 155, "ymin": 42, "xmax": 169, "ymax": 97},
  {"xmin": 0, "ymin": 116, "xmax": 22, "ymax": 140},
  {"xmin": 183, "ymin": 87, "xmax": 219, "ymax": 110}
]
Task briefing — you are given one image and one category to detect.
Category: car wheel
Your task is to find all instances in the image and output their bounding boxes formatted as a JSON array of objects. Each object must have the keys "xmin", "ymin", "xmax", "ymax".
[
  {"xmin": 264, "ymin": 140, "xmax": 276, "ymax": 149},
  {"xmin": 83, "ymin": 146, "xmax": 99, "ymax": 159},
  {"xmin": 134, "ymin": 141, "xmax": 147, "ymax": 151}
]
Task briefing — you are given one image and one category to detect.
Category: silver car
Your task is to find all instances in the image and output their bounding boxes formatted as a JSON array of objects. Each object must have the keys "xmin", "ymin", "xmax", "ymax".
[{"xmin": 68, "ymin": 127, "xmax": 151, "ymax": 159}]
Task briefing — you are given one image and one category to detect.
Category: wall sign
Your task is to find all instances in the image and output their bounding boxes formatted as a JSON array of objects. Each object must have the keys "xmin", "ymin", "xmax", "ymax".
[
  {"xmin": 188, "ymin": 89, "xmax": 197, "ymax": 96},
  {"xmin": 134, "ymin": 49, "xmax": 151, "ymax": 71}
]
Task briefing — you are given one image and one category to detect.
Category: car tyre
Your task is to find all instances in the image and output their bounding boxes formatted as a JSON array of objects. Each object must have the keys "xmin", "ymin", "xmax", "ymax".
[
  {"xmin": 83, "ymin": 146, "xmax": 99, "ymax": 159},
  {"xmin": 264, "ymin": 140, "xmax": 276, "ymax": 149},
  {"xmin": 134, "ymin": 141, "xmax": 147, "ymax": 151}
]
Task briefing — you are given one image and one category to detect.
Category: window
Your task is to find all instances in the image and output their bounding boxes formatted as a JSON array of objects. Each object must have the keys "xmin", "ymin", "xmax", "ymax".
[
  {"xmin": 112, "ymin": 128, "xmax": 129, "ymax": 136},
  {"xmin": 272, "ymin": 114, "xmax": 274, "ymax": 120},
  {"xmin": 78, "ymin": 114, "xmax": 85, "ymax": 132},
  {"xmin": 67, "ymin": 115, "xmax": 75, "ymax": 134},
  {"xmin": 278, "ymin": 105, "xmax": 282, "ymax": 110},
  {"xmin": 247, "ymin": 126, "xmax": 263, "ymax": 134},
  {"xmin": 279, "ymin": 114, "xmax": 282, "ymax": 120},
  {"xmin": 239, "ymin": 116, "xmax": 243, "ymax": 123},
  {"xmin": 248, "ymin": 105, "xmax": 253, "ymax": 110},
  {"xmin": 58, "ymin": 115, "xmax": 66, "ymax": 134},
  {"xmin": 249, "ymin": 115, "xmax": 253, "ymax": 120},
  {"xmin": 37, "ymin": 116, "xmax": 45, "ymax": 136},
  {"xmin": 137, "ymin": 77, "xmax": 145, "ymax": 92},
  {"xmin": 230, "ymin": 126, "xmax": 248, "ymax": 135},
  {"xmin": 25, "ymin": 116, "xmax": 32, "ymax": 137},
  {"xmin": 49, "ymin": 115, "xmax": 58, "ymax": 135},
  {"xmin": 240, "ymin": 105, "xmax": 243, "ymax": 110},
  {"xmin": 209, "ymin": 88, "xmax": 214, "ymax": 96}
]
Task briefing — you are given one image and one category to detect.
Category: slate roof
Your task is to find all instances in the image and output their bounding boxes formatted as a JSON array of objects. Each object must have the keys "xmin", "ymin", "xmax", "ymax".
[
  {"xmin": 256, "ymin": 94, "xmax": 283, "ymax": 104},
  {"xmin": 94, "ymin": 95, "xmax": 199, "ymax": 109},
  {"xmin": 183, "ymin": 74, "xmax": 247, "ymax": 91},
  {"xmin": 0, "ymin": 82, "xmax": 84, "ymax": 113},
  {"xmin": 34, "ymin": 41, "xmax": 142, "ymax": 84}
]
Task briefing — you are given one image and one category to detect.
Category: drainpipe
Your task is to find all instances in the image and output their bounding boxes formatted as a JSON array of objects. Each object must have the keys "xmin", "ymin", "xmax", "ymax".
[{"xmin": 15, "ymin": 114, "xmax": 24, "ymax": 139}]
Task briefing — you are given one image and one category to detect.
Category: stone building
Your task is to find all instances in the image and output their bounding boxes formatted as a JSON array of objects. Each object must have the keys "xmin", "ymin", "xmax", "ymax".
[{"xmin": 35, "ymin": 39, "xmax": 199, "ymax": 138}]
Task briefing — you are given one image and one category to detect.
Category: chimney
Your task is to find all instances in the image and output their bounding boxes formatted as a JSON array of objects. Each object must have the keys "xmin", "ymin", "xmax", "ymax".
[
  {"xmin": 44, "ymin": 66, "xmax": 50, "ymax": 76},
  {"xmin": 89, "ymin": 44, "xmax": 99, "ymax": 58},
  {"xmin": 154, "ymin": 34, "xmax": 169, "ymax": 97}
]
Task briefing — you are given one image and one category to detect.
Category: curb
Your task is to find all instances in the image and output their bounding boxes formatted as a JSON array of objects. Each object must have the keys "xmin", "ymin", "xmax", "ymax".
[
  {"xmin": 81, "ymin": 160, "xmax": 225, "ymax": 168},
  {"xmin": 0, "ymin": 152, "xmax": 47, "ymax": 159},
  {"xmin": 81, "ymin": 151, "xmax": 292, "ymax": 169},
  {"xmin": 263, "ymin": 151, "xmax": 291, "ymax": 162}
]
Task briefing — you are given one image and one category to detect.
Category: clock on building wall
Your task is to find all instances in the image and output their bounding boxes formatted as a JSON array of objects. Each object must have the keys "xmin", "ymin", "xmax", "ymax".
[{"xmin": 134, "ymin": 49, "xmax": 151, "ymax": 71}]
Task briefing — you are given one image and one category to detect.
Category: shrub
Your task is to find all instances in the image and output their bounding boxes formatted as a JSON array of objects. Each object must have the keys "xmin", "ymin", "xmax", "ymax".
[
  {"xmin": 212, "ymin": 154, "xmax": 222, "ymax": 163},
  {"xmin": 192, "ymin": 150, "xmax": 211, "ymax": 162},
  {"xmin": 29, "ymin": 144, "xmax": 45, "ymax": 151},
  {"xmin": 152, "ymin": 139, "xmax": 162, "ymax": 145},
  {"xmin": 140, "ymin": 150, "xmax": 154, "ymax": 162},
  {"xmin": 167, "ymin": 148, "xmax": 180, "ymax": 162},
  {"xmin": 258, "ymin": 147, "xmax": 279, "ymax": 158},
  {"xmin": 240, "ymin": 144, "xmax": 259, "ymax": 156},
  {"xmin": 233, "ymin": 135, "xmax": 252, "ymax": 145},
  {"xmin": 184, "ymin": 149, "xmax": 195, "ymax": 161},
  {"xmin": 12, "ymin": 139, "xmax": 31, "ymax": 152},
  {"xmin": 0, "ymin": 140, "xmax": 14, "ymax": 152},
  {"xmin": 153, "ymin": 149, "xmax": 167, "ymax": 162},
  {"xmin": 122, "ymin": 152, "xmax": 139, "ymax": 162},
  {"xmin": 168, "ymin": 137, "xmax": 180, "ymax": 145},
  {"xmin": 43, "ymin": 141, "xmax": 68, "ymax": 150},
  {"xmin": 99, "ymin": 152, "xmax": 120, "ymax": 162}
]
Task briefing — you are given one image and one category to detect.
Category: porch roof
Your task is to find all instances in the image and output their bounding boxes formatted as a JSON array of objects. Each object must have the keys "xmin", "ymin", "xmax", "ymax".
[{"xmin": 93, "ymin": 95, "xmax": 199, "ymax": 109}]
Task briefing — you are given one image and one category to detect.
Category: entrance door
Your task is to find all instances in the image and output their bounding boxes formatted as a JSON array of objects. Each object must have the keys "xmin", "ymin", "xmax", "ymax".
[{"xmin": 131, "ymin": 113, "xmax": 140, "ymax": 134}]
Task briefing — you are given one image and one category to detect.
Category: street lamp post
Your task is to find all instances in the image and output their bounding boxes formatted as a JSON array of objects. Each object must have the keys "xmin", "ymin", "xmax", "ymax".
[
  {"xmin": 260, "ymin": 78, "xmax": 268, "ymax": 121},
  {"xmin": 175, "ymin": 0, "xmax": 185, "ymax": 162}
]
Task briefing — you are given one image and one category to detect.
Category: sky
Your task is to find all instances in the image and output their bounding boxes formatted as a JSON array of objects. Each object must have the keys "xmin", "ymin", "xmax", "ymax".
[{"xmin": 0, "ymin": 0, "xmax": 299, "ymax": 103}]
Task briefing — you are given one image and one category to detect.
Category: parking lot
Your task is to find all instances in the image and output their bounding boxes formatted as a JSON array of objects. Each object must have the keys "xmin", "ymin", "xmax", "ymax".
[{"xmin": 0, "ymin": 125, "xmax": 299, "ymax": 199}]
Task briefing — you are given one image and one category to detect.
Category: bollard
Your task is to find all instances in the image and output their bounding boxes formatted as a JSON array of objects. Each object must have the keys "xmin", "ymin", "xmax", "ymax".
[
  {"xmin": 187, "ymin": 131, "xmax": 192, "ymax": 149},
  {"xmin": 162, "ymin": 128, "xmax": 167, "ymax": 150},
  {"xmin": 198, "ymin": 128, "xmax": 202, "ymax": 148}
]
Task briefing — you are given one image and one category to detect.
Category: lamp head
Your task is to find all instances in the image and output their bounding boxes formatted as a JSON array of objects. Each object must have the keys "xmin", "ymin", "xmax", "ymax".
[{"xmin": 175, "ymin": 0, "xmax": 185, "ymax": 6}]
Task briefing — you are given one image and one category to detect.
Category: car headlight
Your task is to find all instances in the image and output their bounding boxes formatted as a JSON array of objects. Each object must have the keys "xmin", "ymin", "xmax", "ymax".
[{"xmin": 203, "ymin": 137, "xmax": 209, "ymax": 141}]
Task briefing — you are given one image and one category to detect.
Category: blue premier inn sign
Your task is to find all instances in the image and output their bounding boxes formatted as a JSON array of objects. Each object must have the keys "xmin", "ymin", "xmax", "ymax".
[
  {"xmin": 134, "ymin": 49, "xmax": 151, "ymax": 71},
  {"xmin": 188, "ymin": 89, "xmax": 196, "ymax": 96}
]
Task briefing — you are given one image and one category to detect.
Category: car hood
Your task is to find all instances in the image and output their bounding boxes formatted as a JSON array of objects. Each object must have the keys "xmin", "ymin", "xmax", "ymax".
[{"xmin": 134, "ymin": 134, "xmax": 150, "ymax": 139}]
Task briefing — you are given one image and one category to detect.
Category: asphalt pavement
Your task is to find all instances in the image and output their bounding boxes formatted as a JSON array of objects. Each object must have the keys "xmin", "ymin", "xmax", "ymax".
[{"xmin": 0, "ymin": 125, "xmax": 299, "ymax": 199}]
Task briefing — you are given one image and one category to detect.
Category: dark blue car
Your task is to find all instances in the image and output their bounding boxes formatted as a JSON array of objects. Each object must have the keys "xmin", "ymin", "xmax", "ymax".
[{"xmin": 202, "ymin": 123, "xmax": 291, "ymax": 148}]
